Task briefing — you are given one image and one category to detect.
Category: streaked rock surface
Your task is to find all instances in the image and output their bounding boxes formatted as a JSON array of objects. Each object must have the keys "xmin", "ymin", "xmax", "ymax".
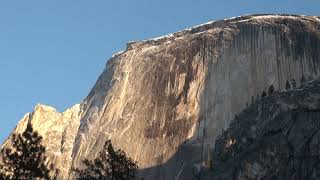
[{"xmin": 2, "ymin": 14, "xmax": 320, "ymax": 179}]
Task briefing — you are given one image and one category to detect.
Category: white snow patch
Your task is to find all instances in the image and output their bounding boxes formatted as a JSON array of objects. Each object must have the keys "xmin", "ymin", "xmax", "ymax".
[
  {"xmin": 252, "ymin": 15, "xmax": 298, "ymax": 20},
  {"xmin": 184, "ymin": 20, "xmax": 216, "ymax": 32},
  {"xmin": 149, "ymin": 33, "xmax": 175, "ymax": 41},
  {"xmin": 224, "ymin": 15, "xmax": 249, "ymax": 21},
  {"xmin": 236, "ymin": 15, "xmax": 312, "ymax": 23},
  {"xmin": 142, "ymin": 15, "xmax": 247, "ymax": 42},
  {"xmin": 111, "ymin": 50, "xmax": 125, "ymax": 58},
  {"xmin": 129, "ymin": 15, "xmax": 319, "ymax": 46}
]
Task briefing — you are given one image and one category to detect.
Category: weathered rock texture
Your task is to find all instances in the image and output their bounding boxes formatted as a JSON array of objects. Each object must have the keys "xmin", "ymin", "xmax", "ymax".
[
  {"xmin": 1, "ymin": 104, "xmax": 81, "ymax": 178},
  {"xmin": 207, "ymin": 80, "xmax": 320, "ymax": 180},
  {"xmin": 2, "ymin": 14, "xmax": 320, "ymax": 180}
]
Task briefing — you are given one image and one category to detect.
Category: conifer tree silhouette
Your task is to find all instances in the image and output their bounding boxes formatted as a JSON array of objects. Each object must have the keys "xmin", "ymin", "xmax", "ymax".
[
  {"xmin": 268, "ymin": 85, "xmax": 275, "ymax": 95},
  {"xmin": 291, "ymin": 79, "xmax": 297, "ymax": 89},
  {"xmin": 0, "ymin": 164, "xmax": 9, "ymax": 180},
  {"xmin": 285, "ymin": 80, "xmax": 291, "ymax": 90},
  {"xmin": 73, "ymin": 140, "xmax": 138, "ymax": 180},
  {"xmin": 0, "ymin": 122, "xmax": 57, "ymax": 180},
  {"xmin": 301, "ymin": 75, "xmax": 306, "ymax": 85},
  {"xmin": 256, "ymin": 94, "xmax": 260, "ymax": 101}
]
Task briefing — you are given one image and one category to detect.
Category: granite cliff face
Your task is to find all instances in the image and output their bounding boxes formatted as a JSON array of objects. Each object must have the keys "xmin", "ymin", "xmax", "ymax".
[
  {"xmin": 1, "ymin": 104, "xmax": 81, "ymax": 178},
  {"xmin": 207, "ymin": 80, "xmax": 320, "ymax": 180},
  {"xmin": 2, "ymin": 14, "xmax": 320, "ymax": 180}
]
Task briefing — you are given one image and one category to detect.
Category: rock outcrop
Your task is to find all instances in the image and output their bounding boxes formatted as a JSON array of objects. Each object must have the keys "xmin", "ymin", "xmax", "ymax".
[
  {"xmin": 2, "ymin": 14, "xmax": 320, "ymax": 180},
  {"xmin": 1, "ymin": 104, "xmax": 81, "ymax": 178},
  {"xmin": 207, "ymin": 80, "xmax": 320, "ymax": 180}
]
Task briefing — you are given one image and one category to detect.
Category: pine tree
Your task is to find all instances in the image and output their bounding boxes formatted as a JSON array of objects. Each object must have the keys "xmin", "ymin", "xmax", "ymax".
[
  {"xmin": 256, "ymin": 94, "xmax": 260, "ymax": 101},
  {"xmin": 291, "ymin": 79, "xmax": 297, "ymax": 89},
  {"xmin": 285, "ymin": 80, "xmax": 291, "ymax": 90},
  {"xmin": 0, "ymin": 164, "xmax": 9, "ymax": 180},
  {"xmin": 268, "ymin": 85, "xmax": 275, "ymax": 95},
  {"xmin": 73, "ymin": 140, "xmax": 138, "ymax": 180},
  {"xmin": 0, "ymin": 122, "xmax": 57, "ymax": 180},
  {"xmin": 301, "ymin": 75, "xmax": 306, "ymax": 85}
]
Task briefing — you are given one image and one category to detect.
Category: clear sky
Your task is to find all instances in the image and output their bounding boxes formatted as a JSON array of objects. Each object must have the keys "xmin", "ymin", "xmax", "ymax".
[{"xmin": 0, "ymin": 0, "xmax": 319, "ymax": 143}]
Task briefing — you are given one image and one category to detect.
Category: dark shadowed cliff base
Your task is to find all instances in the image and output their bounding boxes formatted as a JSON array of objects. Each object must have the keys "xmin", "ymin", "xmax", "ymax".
[{"xmin": 206, "ymin": 80, "xmax": 320, "ymax": 180}]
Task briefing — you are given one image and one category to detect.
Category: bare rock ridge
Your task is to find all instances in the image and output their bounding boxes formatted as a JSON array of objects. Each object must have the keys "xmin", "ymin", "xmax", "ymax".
[
  {"xmin": 1, "ymin": 14, "xmax": 320, "ymax": 180},
  {"xmin": 1, "ymin": 104, "xmax": 81, "ymax": 178},
  {"xmin": 207, "ymin": 80, "xmax": 320, "ymax": 180}
]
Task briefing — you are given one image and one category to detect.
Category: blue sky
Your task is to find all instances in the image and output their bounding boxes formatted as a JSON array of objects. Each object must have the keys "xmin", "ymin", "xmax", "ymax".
[{"xmin": 0, "ymin": 0, "xmax": 319, "ymax": 143}]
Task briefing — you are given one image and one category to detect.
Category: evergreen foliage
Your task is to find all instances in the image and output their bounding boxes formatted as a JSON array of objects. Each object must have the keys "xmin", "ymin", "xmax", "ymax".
[
  {"xmin": 256, "ymin": 94, "xmax": 260, "ymax": 101},
  {"xmin": 0, "ymin": 122, "xmax": 57, "ymax": 180},
  {"xmin": 291, "ymin": 79, "xmax": 297, "ymax": 89},
  {"xmin": 285, "ymin": 80, "xmax": 291, "ymax": 90},
  {"xmin": 301, "ymin": 75, "xmax": 306, "ymax": 85},
  {"xmin": 268, "ymin": 85, "xmax": 275, "ymax": 95},
  {"xmin": 0, "ymin": 165, "xmax": 8, "ymax": 180},
  {"xmin": 73, "ymin": 140, "xmax": 138, "ymax": 180},
  {"xmin": 205, "ymin": 159, "xmax": 213, "ymax": 170}
]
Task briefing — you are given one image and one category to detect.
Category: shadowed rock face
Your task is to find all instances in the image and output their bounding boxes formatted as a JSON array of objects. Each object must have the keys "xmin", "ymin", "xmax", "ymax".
[
  {"xmin": 208, "ymin": 80, "xmax": 320, "ymax": 180},
  {"xmin": 1, "ymin": 14, "xmax": 320, "ymax": 180}
]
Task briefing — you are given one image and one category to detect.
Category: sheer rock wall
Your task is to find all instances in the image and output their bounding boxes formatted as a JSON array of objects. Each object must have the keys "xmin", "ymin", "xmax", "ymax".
[{"xmin": 2, "ymin": 14, "xmax": 320, "ymax": 180}]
